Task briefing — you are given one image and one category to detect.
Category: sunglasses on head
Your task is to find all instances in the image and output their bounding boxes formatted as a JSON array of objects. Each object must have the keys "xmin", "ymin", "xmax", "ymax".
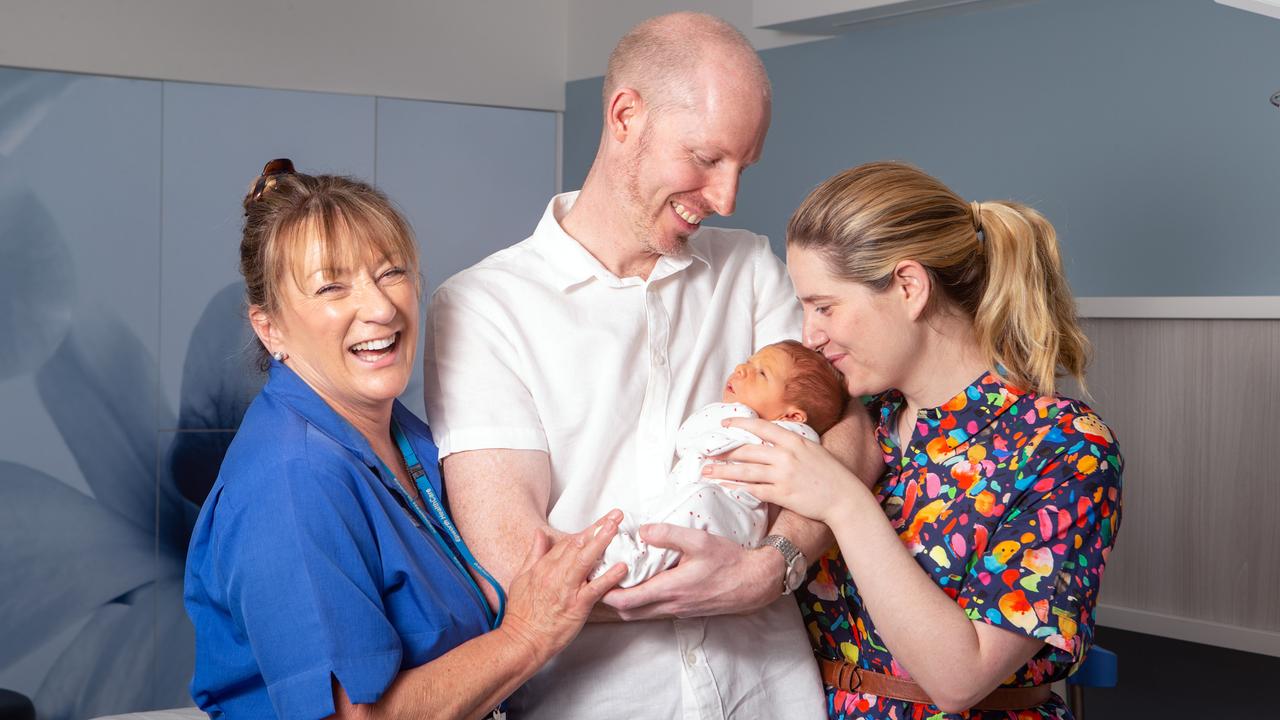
[{"xmin": 247, "ymin": 158, "xmax": 296, "ymax": 209}]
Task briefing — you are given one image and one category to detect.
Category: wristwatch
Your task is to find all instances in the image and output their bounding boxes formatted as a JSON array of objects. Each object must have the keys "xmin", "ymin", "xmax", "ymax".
[{"xmin": 763, "ymin": 534, "xmax": 807, "ymax": 595}]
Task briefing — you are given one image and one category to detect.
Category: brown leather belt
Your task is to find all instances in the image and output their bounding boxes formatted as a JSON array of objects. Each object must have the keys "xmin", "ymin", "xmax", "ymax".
[{"xmin": 819, "ymin": 657, "xmax": 1052, "ymax": 711}]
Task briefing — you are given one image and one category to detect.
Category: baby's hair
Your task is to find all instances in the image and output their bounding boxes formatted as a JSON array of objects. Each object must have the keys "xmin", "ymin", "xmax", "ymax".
[{"xmin": 770, "ymin": 340, "xmax": 849, "ymax": 434}]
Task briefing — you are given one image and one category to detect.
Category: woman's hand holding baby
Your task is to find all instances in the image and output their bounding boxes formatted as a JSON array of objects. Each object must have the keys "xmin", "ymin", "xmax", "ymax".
[
  {"xmin": 821, "ymin": 401, "xmax": 887, "ymax": 489},
  {"xmin": 703, "ymin": 418, "xmax": 871, "ymax": 525}
]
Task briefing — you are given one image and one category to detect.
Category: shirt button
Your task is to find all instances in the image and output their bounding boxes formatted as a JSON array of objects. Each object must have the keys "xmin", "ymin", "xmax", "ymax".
[
  {"xmin": 685, "ymin": 651, "xmax": 698, "ymax": 666},
  {"xmin": 654, "ymin": 354, "xmax": 666, "ymax": 367}
]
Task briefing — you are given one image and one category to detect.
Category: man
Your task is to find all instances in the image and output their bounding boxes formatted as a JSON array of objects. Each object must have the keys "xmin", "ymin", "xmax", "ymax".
[{"xmin": 425, "ymin": 13, "xmax": 877, "ymax": 719}]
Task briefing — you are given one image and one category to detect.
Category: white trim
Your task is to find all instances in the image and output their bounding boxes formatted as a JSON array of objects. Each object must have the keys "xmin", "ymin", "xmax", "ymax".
[
  {"xmin": 1216, "ymin": 0, "xmax": 1280, "ymax": 21},
  {"xmin": 753, "ymin": 0, "xmax": 987, "ymax": 32},
  {"xmin": 1076, "ymin": 296, "xmax": 1280, "ymax": 319},
  {"xmin": 555, "ymin": 111, "xmax": 564, "ymax": 195},
  {"xmin": 1096, "ymin": 604, "xmax": 1280, "ymax": 658}
]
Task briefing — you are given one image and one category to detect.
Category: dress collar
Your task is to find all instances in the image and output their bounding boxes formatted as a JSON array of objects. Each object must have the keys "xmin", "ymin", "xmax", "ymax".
[
  {"xmin": 261, "ymin": 359, "xmax": 430, "ymax": 471},
  {"xmin": 878, "ymin": 372, "xmax": 1023, "ymax": 463},
  {"xmin": 530, "ymin": 191, "xmax": 710, "ymax": 292}
]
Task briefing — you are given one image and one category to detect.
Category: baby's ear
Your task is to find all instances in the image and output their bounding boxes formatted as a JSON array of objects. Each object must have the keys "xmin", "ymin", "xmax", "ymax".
[{"xmin": 778, "ymin": 407, "xmax": 808, "ymax": 424}]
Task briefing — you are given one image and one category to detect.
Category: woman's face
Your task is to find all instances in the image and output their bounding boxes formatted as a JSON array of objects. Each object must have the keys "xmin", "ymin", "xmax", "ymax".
[
  {"xmin": 265, "ymin": 233, "xmax": 419, "ymax": 417},
  {"xmin": 787, "ymin": 246, "xmax": 919, "ymax": 398}
]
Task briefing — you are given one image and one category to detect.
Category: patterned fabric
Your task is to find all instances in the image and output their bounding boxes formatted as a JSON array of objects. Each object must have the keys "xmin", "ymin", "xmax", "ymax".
[{"xmin": 798, "ymin": 373, "xmax": 1122, "ymax": 719}]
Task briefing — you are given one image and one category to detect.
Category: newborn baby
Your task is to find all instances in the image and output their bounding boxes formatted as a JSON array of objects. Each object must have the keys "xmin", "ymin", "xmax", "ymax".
[{"xmin": 596, "ymin": 340, "xmax": 849, "ymax": 587}]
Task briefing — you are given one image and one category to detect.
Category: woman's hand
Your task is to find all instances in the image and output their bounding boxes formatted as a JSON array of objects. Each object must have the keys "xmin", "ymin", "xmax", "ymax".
[
  {"xmin": 498, "ymin": 510, "xmax": 627, "ymax": 664},
  {"xmin": 329, "ymin": 511, "xmax": 626, "ymax": 719},
  {"xmin": 702, "ymin": 418, "xmax": 871, "ymax": 525}
]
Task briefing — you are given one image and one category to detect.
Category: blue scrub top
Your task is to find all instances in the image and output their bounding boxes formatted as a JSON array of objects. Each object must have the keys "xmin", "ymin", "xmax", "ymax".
[{"xmin": 184, "ymin": 360, "xmax": 493, "ymax": 719}]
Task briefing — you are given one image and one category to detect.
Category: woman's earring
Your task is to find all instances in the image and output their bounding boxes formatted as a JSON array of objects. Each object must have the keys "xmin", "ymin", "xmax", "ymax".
[{"xmin": 272, "ymin": 351, "xmax": 287, "ymax": 362}]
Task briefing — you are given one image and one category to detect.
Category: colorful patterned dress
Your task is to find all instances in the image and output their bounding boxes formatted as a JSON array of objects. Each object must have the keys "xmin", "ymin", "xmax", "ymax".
[{"xmin": 798, "ymin": 373, "xmax": 1123, "ymax": 720}]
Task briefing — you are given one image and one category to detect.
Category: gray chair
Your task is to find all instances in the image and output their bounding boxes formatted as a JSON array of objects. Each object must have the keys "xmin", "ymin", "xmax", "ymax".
[{"xmin": 0, "ymin": 690, "xmax": 35, "ymax": 720}]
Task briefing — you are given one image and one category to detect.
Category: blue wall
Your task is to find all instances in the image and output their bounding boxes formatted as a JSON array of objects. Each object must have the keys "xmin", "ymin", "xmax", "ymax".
[
  {"xmin": 564, "ymin": 0, "xmax": 1280, "ymax": 297},
  {"xmin": 0, "ymin": 67, "xmax": 555, "ymax": 719}
]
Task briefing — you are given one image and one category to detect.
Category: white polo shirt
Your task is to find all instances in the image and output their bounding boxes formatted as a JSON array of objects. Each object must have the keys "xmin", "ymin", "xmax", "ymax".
[{"xmin": 424, "ymin": 192, "xmax": 824, "ymax": 720}]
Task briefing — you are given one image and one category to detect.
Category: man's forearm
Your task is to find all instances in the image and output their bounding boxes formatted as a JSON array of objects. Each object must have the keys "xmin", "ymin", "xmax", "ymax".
[
  {"xmin": 442, "ymin": 449, "xmax": 556, "ymax": 604},
  {"xmin": 823, "ymin": 399, "xmax": 885, "ymax": 489},
  {"xmin": 767, "ymin": 509, "xmax": 835, "ymax": 568}
]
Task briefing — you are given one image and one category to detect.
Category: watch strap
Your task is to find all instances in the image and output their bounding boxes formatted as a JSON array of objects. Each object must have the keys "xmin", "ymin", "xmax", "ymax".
[{"xmin": 762, "ymin": 534, "xmax": 806, "ymax": 594}]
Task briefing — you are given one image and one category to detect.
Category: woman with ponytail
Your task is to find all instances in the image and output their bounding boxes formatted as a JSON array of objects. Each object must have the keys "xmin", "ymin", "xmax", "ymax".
[{"xmin": 705, "ymin": 162, "xmax": 1121, "ymax": 719}]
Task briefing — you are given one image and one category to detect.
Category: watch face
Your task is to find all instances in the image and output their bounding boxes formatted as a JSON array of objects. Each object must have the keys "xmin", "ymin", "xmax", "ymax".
[{"xmin": 786, "ymin": 562, "xmax": 806, "ymax": 591}]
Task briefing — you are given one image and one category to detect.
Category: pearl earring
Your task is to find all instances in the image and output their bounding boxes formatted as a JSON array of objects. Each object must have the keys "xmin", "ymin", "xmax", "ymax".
[{"xmin": 272, "ymin": 351, "xmax": 287, "ymax": 361}]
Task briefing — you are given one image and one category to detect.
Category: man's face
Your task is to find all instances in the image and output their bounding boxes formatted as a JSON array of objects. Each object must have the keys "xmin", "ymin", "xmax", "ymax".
[{"xmin": 620, "ymin": 68, "xmax": 770, "ymax": 256}]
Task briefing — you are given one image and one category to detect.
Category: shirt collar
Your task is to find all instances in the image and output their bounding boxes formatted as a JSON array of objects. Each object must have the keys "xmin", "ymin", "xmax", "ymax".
[
  {"xmin": 878, "ymin": 372, "xmax": 1023, "ymax": 462},
  {"xmin": 531, "ymin": 191, "xmax": 711, "ymax": 292},
  {"xmin": 261, "ymin": 359, "xmax": 421, "ymax": 471}
]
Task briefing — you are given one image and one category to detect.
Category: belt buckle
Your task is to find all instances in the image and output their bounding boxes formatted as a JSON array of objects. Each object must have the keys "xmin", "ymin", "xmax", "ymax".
[{"xmin": 840, "ymin": 663, "xmax": 862, "ymax": 692}]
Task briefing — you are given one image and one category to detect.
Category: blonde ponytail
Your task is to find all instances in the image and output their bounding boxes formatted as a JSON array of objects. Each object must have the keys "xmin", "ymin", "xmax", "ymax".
[
  {"xmin": 971, "ymin": 201, "xmax": 1088, "ymax": 395},
  {"xmin": 787, "ymin": 161, "xmax": 1089, "ymax": 396}
]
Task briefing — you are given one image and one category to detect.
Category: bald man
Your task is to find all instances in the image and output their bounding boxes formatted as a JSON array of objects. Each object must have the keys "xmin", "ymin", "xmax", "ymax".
[{"xmin": 425, "ymin": 13, "xmax": 877, "ymax": 720}]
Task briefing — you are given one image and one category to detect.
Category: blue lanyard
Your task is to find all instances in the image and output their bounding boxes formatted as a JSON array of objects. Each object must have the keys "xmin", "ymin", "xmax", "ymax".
[{"xmin": 385, "ymin": 421, "xmax": 507, "ymax": 630}]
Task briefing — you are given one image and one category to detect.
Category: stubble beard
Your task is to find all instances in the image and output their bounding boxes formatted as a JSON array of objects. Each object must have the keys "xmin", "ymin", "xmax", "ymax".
[{"xmin": 620, "ymin": 130, "xmax": 687, "ymax": 258}]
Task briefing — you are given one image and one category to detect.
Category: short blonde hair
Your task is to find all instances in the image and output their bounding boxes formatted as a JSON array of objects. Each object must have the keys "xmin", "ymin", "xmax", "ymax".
[
  {"xmin": 603, "ymin": 12, "xmax": 769, "ymax": 116},
  {"xmin": 787, "ymin": 162, "xmax": 1088, "ymax": 396}
]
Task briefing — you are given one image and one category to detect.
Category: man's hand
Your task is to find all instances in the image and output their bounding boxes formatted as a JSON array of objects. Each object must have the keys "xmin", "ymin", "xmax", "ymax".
[{"xmin": 600, "ymin": 524, "xmax": 784, "ymax": 620}]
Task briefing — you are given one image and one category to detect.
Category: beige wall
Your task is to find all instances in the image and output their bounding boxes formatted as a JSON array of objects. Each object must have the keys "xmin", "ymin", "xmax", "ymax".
[
  {"xmin": 0, "ymin": 0, "xmax": 836, "ymax": 106},
  {"xmin": 0, "ymin": 0, "xmax": 567, "ymax": 110}
]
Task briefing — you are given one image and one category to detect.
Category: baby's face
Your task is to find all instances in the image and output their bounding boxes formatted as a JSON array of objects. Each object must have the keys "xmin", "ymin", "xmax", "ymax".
[{"xmin": 722, "ymin": 345, "xmax": 797, "ymax": 420}]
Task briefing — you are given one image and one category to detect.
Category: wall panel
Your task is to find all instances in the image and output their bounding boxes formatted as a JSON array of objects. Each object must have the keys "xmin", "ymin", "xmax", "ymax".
[
  {"xmin": 1081, "ymin": 318, "xmax": 1280, "ymax": 649},
  {"xmin": 1, "ymin": 65, "xmax": 560, "ymax": 716},
  {"xmin": 0, "ymin": 68, "xmax": 165, "ymax": 720},
  {"xmin": 160, "ymin": 82, "xmax": 376, "ymax": 427}
]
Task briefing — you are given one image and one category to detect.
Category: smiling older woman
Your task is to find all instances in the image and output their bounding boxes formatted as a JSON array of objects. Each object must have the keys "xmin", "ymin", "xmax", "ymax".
[{"xmin": 183, "ymin": 160, "xmax": 627, "ymax": 720}]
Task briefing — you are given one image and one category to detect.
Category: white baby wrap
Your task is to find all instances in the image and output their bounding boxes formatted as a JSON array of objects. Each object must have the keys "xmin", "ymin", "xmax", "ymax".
[{"xmin": 595, "ymin": 402, "xmax": 820, "ymax": 588}]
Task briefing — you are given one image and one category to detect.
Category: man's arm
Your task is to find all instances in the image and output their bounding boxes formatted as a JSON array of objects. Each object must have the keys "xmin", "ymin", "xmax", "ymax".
[
  {"xmin": 822, "ymin": 398, "xmax": 887, "ymax": 490},
  {"xmin": 441, "ymin": 435, "xmax": 795, "ymax": 623},
  {"xmin": 443, "ymin": 449, "xmax": 555, "ymax": 597},
  {"xmin": 444, "ymin": 448, "xmax": 627, "ymax": 623},
  {"xmin": 602, "ymin": 399, "xmax": 883, "ymax": 620}
]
